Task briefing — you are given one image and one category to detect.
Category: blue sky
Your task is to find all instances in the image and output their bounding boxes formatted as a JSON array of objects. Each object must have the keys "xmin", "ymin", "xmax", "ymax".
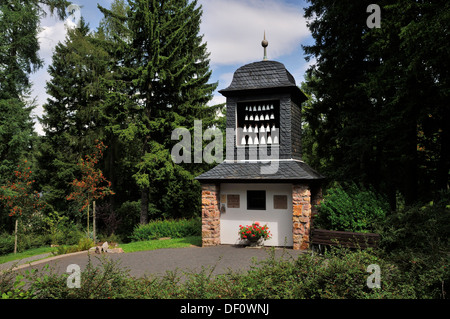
[{"xmin": 30, "ymin": 0, "xmax": 315, "ymax": 135}]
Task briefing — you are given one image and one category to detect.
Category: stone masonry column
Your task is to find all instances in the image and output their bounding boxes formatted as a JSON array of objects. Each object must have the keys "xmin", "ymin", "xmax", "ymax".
[
  {"xmin": 201, "ymin": 184, "xmax": 220, "ymax": 247},
  {"xmin": 292, "ymin": 184, "xmax": 312, "ymax": 250}
]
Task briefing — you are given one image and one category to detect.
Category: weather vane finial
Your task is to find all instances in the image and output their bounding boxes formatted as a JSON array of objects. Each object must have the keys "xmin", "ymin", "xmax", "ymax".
[{"xmin": 262, "ymin": 31, "xmax": 268, "ymax": 61}]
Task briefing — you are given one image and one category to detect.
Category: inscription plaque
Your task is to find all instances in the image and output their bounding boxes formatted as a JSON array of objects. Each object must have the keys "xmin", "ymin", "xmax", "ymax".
[
  {"xmin": 273, "ymin": 195, "xmax": 287, "ymax": 209},
  {"xmin": 227, "ymin": 194, "xmax": 240, "ymax": 208}
]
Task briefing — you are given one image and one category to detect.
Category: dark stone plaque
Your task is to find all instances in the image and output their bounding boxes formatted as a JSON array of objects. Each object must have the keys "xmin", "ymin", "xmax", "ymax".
[
  {"xmin": 227, "ymin": 194, "xmax": 240, "ymax": 208},
  {"xmin": 273, "ymin": 195, "xmax": 287, "ymax": 209}
]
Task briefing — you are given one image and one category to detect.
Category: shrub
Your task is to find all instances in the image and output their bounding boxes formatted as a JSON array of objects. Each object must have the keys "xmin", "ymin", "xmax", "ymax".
[
  {"xmin": 52, "ymin": 238, "xmax": 94, "ymax": 256},
  {"xmin": 0, "ymin": 233, "xmax": 14, "ymax": 255},
  {"xmin": 130, "ymin": 217, "xmax": 201, "ymax": 241},
  {"xmin": 115, "ymin": 200, "xmax": 141, "ymax": 241},
  {"xmin": 314, "ymin": 182, "xmax": 389, "ymax": 233},
  {"xmin": 1, "ymin": 246, "xmax": 446, "ymax": 299},
  {"xmin": 378, "ymin": 192, "xmax": 450, "ymax": 299},
  {"xmin": 380, "ymin": 192, "xmax": 450, "ymax": 255}
]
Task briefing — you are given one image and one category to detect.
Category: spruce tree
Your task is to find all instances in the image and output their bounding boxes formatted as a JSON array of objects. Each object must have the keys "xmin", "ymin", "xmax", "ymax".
[
  {"xmin": 100, "ymin": 0, "xmax": 219, "ymax": 223},
  {"xmin": 38, "ymin": 18, "xmax": 111, "ymax": 214},
  {"xmin": 0, "ymin": 1, "xmax": 68, "ymax": 229},
  {"xmin": 302, "ymin": 0, "xmax": 450, "ymax": 206}
]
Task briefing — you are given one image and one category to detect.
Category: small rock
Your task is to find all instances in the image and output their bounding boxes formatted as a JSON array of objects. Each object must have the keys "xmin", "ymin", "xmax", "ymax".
[{"xmin": 106, "ymin": 248, "xmax": 124, "ymax": 254}]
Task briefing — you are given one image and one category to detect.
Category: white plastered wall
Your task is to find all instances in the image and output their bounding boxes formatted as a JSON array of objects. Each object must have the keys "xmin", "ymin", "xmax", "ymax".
[{"xmin": 219, "ymin": 183, "xmax": 293, "ymax": 246}]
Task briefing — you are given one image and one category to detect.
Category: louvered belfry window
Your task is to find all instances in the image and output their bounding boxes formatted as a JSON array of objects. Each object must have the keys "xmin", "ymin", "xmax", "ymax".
[{"xmin": 236, "ymin": 101, "xmax": 280, "ymax": 147}]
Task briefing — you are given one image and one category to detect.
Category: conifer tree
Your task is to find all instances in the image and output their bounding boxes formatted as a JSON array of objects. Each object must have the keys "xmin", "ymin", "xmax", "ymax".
[
  {"xmin": 0, "ymin": 0, "xmax": 68, "ymax": 229},
  {"xmin": 100, "ymin": 0, "xmax": 219, "ymax": 223}
]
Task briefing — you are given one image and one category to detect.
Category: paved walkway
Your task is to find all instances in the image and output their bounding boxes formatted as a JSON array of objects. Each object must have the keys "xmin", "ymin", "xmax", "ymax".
[{"xmin": 3, "ymin": 245, "xmax": 306, "ymax": 279}]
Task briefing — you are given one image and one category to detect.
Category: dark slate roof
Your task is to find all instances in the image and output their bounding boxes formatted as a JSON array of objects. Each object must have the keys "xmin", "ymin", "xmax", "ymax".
[
  {"xmin": 196, "ymin": 160, "xmax": 325, "ymax": 183},
  {"xmin": 219, "ymin": 61, "xmax": 297, "ymax": 94}
]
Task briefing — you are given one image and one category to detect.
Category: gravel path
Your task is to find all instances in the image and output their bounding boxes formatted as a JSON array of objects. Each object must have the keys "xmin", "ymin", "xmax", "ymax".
[{"xmin": 6, "ymin": 245, "xmax": 306, "ymax": 279}]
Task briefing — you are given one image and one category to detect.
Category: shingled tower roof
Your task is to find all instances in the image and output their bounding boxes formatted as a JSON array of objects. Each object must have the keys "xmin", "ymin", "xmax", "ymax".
[
  {"xmin": 196, "ymin": 35, "xmax": 324, "ymax": 183},
  {"xmin": 219, "ymin": 60, "xmax": 297, "ymax": 93}
]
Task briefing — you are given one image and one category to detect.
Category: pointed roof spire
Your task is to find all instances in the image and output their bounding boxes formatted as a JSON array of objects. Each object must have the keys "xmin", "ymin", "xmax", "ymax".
[{"xmin": 262, "ymin": 31, "xmax": 268, "ymax": 61}]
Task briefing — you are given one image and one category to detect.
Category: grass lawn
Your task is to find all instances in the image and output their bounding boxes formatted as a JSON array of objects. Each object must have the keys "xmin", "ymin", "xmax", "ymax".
[
  {"xmin": 0, "ymin": 246, "xmax": 55, "ymax": 265},
  {"xmin": 0, "ymin": 236, "xmax": 202, "ymax": 265},
  {"xmin": 120, "ymin": 236, "xmax": 201, "ymax": 253}
]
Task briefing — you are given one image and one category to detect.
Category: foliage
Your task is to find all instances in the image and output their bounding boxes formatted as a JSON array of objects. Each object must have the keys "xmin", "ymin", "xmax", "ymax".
[
  {"xmin": 42, "ymin": 210, "xmax": 68, "ymax": 245},
  {"xmin": 380, "ymin": 192, "xmax": 450, "ymax": 255},
  {"xmin": 314, "ymin": 183, "xmax": 389, "ymax": 233},
  {"xmin": 0, "ymin": 233, "xmax": 15, "ymax": 255},
  {"xmin": 0, "ymin": 159, "xmax": 44, "ymax": 218},
  {"xmin": 302, "ymin": 0, "xmax": 450, "ymax": 207},
  {"xmin": 0, "ymin": 0, "xmax": 68, "ymax": 227},
  {"xmin": 52, "ymin": 238, "xmax": 94, "ymax": 256},
  {"xmin": 2, "ymin": 246, "xmax": 446, "ymax": 299},
  {"xmin": 238, "ymin": 222, "xmax": 272, "ymax": 241},
  {"xmin": 97, "ymin": 0, "xmax": 220, "ymax": 224},
  {"xmin": 37, "ymin": 0, "xmax": 220, "ymax": 230},
  {"xmin": 130, "ymin": 218, "xmax": 201, "ymax": 241},
  {"xmin": 66, "ymin": 141, "xmax": 115, "ymax": 212}
]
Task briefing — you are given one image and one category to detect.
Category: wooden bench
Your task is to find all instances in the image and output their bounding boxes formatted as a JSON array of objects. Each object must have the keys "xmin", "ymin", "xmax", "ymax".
[{"xmin": 311, "ymin": 228, "xmax": 380, "ymax": 251}]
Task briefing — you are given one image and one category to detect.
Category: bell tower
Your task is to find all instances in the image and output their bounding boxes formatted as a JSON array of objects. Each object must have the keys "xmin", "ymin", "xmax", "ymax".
[{"xmin": 196, "ymin": 34, "xmax": 324, "ymax": 250}]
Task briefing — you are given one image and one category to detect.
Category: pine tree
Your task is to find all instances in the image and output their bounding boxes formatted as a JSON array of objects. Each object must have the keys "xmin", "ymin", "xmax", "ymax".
[
  {"xmin": 38, "ymin": 18, "xmax": 111, "ymax": 214},
  {"xmin": 100, "ymin": 0, "xmax": 219, "ymax": 223},
  {"xmin": 302, "ymin": 0, "xmax": 450, "ymax": 206},
  {"xmin": 0, "ymin": 1, "xmax": 68, "ymax": 229}
]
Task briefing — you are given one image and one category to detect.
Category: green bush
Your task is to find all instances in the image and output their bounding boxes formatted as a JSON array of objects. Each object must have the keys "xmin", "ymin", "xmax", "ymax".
[
  {"xmin": 380, "ymin": 192, "xmax": 450, "ymax": 255},
  {"xmin": 115, "ymin": 200, "xmax": 141, "ymax": 240},
  {"xmin": 378, "ymin": 192, "xmax": 450, "ymax": 299},
  {"xmin": 0, "ymin": 233, "xmax": 14, "ymax": 255},
  {"xmin": 4, "ymin": 246, "xmax": 445, "ymax": 299},
  {"xmin": 314, "ymin": 182, "xmax": 389, "ymax": 233},
  {"xmin": 130, "ymin": 217, "xmax": 201, "ymax": 241},
  {"xmin": 52, "ymin": 238, "xmax": 94, "ymax": 256}
]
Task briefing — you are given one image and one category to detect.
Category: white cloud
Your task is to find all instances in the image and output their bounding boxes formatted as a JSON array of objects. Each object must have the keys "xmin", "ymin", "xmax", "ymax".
[
  {"xmin": 199, "ymin": 0, "xmax": 309, "ymax": 66},
  {"xmin": 38, "ymin": 21, "xmax": 68, "ymax": 65},
  {"xmin": 30, "ymin": 18, "xmax": 69, "ymax": 135}
]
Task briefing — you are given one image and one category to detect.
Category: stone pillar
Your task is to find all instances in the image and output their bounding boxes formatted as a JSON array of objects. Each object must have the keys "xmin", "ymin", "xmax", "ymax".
[
  {"xmin": 201, "ymin": 184, "xmax": 220, "ymax": 247},
  {"xmin": 292, "ymin": 184, "xmax": 312, "ymax": 250}
]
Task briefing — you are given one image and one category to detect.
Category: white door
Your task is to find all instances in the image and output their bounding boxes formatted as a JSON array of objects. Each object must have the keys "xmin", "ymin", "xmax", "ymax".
[{"xmin": 219, "ymin": 183, "xmax": 293, "ymax": 246}]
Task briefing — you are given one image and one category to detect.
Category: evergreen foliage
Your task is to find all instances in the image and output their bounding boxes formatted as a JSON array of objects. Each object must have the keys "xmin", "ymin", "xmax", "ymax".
[{"xmin": 302, "ymin": 0, "xmax": 450, "ymax": 207}]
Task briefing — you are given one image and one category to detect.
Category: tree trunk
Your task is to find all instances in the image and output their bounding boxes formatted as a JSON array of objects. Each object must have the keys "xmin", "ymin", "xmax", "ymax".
[
  {"xmin": 14, "ymin": 219, "xmax": 18, "ymax": 254},
  {"xmin": 93, "ymin": 201, "xmax": 96, "ymax": 244},
  {"xmin": 87, "ymin": 202, "xmax": 90, "ymax": 236}
]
